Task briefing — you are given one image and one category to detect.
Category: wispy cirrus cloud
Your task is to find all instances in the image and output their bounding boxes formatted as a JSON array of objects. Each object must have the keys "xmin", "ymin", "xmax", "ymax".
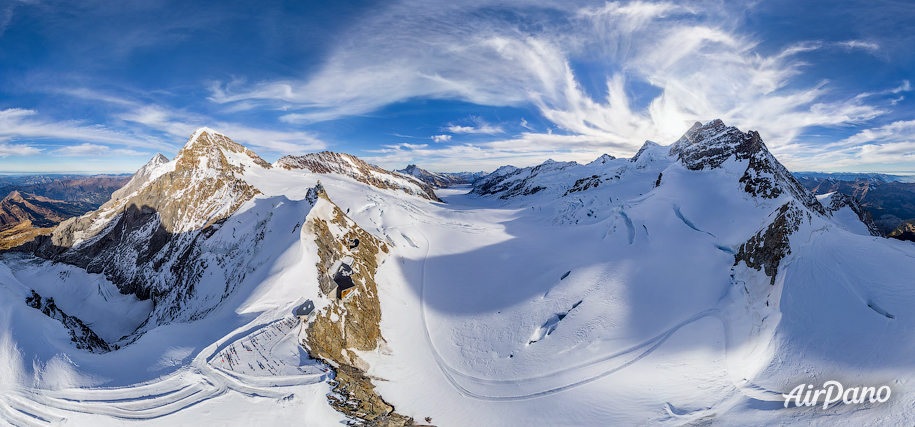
[
  {"xmin": 446, "ymin": 117, "xmax": 504, "ymax": 134},
  {"xmin": 0, "ymin": 143, "xmax": 42, "ymax": 157},
  {"xmin": 0, "ymin": 107, "xmax": 153, "ymax": 148},
  {"xmin": 119, "ymin": 104, "xmax": 328, "ymax": 155},
  {"xmin": 51, "ymin": 143, "xmax": 149, "ymax": 157},
  {"xmin": 208, "ymin": 0, "xmax": 898, "ymax": 171}
]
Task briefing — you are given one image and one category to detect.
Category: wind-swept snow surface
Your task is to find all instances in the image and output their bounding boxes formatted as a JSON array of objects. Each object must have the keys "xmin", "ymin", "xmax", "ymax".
[{"xmin": 2, "ymin": 122, "xmax": 915, "ymax": 426}]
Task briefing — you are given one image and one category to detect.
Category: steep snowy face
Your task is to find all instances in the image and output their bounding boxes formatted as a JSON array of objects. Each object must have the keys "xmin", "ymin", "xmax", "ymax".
[
  {"xmin": 395, "ymin": 164, "xmax": 470, "ymax": 188},
  {"xmin": 818, "ymin": 192, "xmax": 884, "ymax": 237},
  {"xmin": 471, "ymin": 159, "xmax": 583, "ymax": 198},
  {"xmin": 17, "ymin": 129, "xmax": 279, "ymax": 327},
  {"xmin": 276, "ymin": 152, "xmax": 441, "ymax": 201},
  {"xmin": 108, "ymin": 153, "xmax": 170, "ymax": 203},
  {"xmin": 470, "ymin": 147, "xmax": 667, "ymax": 204},
  {"xmin": 670, "ymin": 119, "xmax": 824, "ymax": 214}
]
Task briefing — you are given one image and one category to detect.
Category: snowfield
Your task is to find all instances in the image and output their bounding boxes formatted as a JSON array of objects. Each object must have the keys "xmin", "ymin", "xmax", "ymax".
[{"xmin": 2, "ymin": 123, "xmax": 915, "ymax": 426}]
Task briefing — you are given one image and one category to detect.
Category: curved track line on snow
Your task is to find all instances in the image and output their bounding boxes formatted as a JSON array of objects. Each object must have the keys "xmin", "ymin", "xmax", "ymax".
[
  {"xmin": 408, "ymin": 223, "xmax": 785, "ymax": 402},
  {"xmin": 2, "ymin": 318, "xmax": 327, "ymax": 424}
]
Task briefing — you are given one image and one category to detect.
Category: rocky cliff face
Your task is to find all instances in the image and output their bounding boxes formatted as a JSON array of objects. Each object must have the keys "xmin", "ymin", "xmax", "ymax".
[
  {"xmin": 25, "ymin": 290, "xmax": 110, "ymax": 353},
  {"xmin": 471, "ymin": 159, "xmax": 580, "ymax": 199},
  {"xmin": 821, "ymin": 191, "xmax": 884, "ymax": 237},
  {"xmin": 277, "ymin": 152, "xmax": 441, "ymax": 202},
  {"xmin": 670, "ymin": 119, "xmax": 824, "ymax": 215},
  {"xmin": 14, "ymin": 129, "xmax": 273, "ymax": 328},
  {"xmin": 301, "ymin": 185, "xmax": 418, "ymax": 426}
]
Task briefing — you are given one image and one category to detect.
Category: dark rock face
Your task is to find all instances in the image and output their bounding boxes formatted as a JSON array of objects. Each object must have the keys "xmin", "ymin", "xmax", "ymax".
[
  {"xmin": 734, "ymin": 202, "xmax": 809, "ymax": 285},
  {"xmin": 564, "ymin": 175, "xmax": 602, "ymax": 196},
  {"xmin": 822, "ymin": 192, "xmax": 884, "ymax": 237},
  {"xmin": 26, "ymin": 290, "xmax": 110, "ymax": 353},
  {"xmin": 671, "ymin": 120, "xmax": 825, "ymax": 215},
  {"xmin": 889, "ymin": 220, "xmax": 915, "ymax": 242}
]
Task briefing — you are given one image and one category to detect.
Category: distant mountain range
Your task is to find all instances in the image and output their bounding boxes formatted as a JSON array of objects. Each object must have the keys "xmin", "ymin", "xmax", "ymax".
[
  {"xmin": 792, "ymin": 171, "xmax": 915, "ymax": 183},
  {"xmin": 0, "ymin": 175, "xmax": 131, "ymax": 249},
  {"xmin": 3, "ymin": 123, "xmax": 915, "ymax": 425},
  {"xmin": 794, "ymin": 174, "xmax": 915, "ymax": 237},
  {"xmin": 395, "ymin": 164, "xmax": 487, "ymax": 188}
]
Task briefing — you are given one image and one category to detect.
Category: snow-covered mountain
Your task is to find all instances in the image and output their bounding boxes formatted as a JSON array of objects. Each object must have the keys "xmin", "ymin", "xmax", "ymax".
[
  {"xmin": 276, "ymin": 151, "xmax": 441, "ymax": 202},
  {"xmin": 2, "ymin": 121, "xmax": 915, "ymax": 426},
  {"xmin": 395, "ymin": 164, "xmax": 481, "ymax": 188}
]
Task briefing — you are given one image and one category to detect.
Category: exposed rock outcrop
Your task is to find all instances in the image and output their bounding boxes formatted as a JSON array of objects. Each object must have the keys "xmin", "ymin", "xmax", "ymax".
[
  {"xmin": 277, "ymin": 152, "xmax": 441, "ymax": 202},
  {"xmin": 822, "ymin": 192, "xmax": 884, "ymax": 237},
  {"xmin": 670, "ymin": 119, "xmax": 825, "ymax": 215},
  {"xmin": 471, "ymin": 160, "xmax": 576, "ymax": 199},
  {"xmin": 734, "ymin": 202, "xmax": 809, "ymax": 285},
  {"xmin": 302, "ymin": 187, "xmax": 417, "ymax": 426},
  {"xmin": 25, "ymin": 290, "xmax": 110, "ymax": 353}
]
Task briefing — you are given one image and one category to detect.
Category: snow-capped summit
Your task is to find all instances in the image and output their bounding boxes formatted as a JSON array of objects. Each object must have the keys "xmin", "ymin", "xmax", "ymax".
[
  {"xmin": 19, "ymin": 130, "xmax": 276, "ymax": 325},
  {"xmin": 395, "ymin": 164, "xmax": 470, "ymax": 188},
  {"xmin": 587, "ymin": 154, "xmax": 616, "ymax": 166},
  {"xmin": 108, "ymin": 153, "xmax": 170, "ymax": 203},
  {"xmin": 669, "ymin": 119, "xmax": 823, "ymax": 213},
  {"xmin": 6, "ymin": 121, "xmax": 915, "ymax": 427},
  {"xmin": 277, "ymin": 151, "xmax": 441, "ymax": 201},
  {"xmin": 176, "ymin": 128, "xmax": 273, "ymax": 173}
]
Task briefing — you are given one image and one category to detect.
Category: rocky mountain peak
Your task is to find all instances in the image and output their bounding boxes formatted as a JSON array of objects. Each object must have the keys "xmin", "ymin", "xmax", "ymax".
[
  {"xmin": 668, "ymin": 119, "xmax": 764, "ymax": 170},
  {"xmin": 588, "ymin": 154, "xmax": 616, "ymax": 166},
  {"xmin": 150, "ymin": 153, "xmax": 169, "ymax": 166},
  {"xmin": 670, "ymin": 120, "xmax": 824, "ymax": 215},
  {"xmin": 176, "ymin": 129, "xmax": 272, "ymax": 173}
]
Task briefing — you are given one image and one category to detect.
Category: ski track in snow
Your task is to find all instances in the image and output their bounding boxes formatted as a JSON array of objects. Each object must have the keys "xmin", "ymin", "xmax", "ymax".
[
  {"xmin": 0, "ymin": 317, "xmax": 329, "ymax": 424},
  {"xmin": 409, "ymin": 222, "xmax": 784, "ymax": 403}
]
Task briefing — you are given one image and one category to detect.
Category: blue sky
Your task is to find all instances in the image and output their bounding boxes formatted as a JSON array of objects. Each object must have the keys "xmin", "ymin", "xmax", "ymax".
[{"xmin": 0, "ymin": 0, "xmax": 913, "ymax": 174}]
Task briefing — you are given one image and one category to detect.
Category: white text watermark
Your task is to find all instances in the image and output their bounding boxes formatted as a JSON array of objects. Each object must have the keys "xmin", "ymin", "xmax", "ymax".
[{"xmin": 783, "ymin": 381, "xmax": 891, "ymax": 408}]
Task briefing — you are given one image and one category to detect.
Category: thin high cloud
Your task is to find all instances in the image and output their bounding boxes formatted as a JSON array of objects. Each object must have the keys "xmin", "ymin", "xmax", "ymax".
[
  {"xmin": 0, "ymin": 108, "xmax": 153, "ymax": 149},
  {"xmin": 118, "ymin": 104, "xmax": 328, "ymax": 155},
  {"xmin": 446, "ymin": 117, "xmax": 504, "ymax": 134},
  {"xmin": 51, "ymin": 143, "xmax": 149, "ymax": 157},
  {"xmin": 208, "ymin": 0, "xmax": 900, "ymax": 170}
]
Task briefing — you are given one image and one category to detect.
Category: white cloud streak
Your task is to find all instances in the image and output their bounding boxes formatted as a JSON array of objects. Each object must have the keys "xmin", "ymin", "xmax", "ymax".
[
  {"xmin": 118, "ymin": 104, "xmax": 328, "ymax": 155},
  {"xmin": 205, "ymin": 0, "xmax": 901, "ymax": 171},
  {"xmin": 0, "ymin": 108, "xmax": 155, "ymax": 147}
]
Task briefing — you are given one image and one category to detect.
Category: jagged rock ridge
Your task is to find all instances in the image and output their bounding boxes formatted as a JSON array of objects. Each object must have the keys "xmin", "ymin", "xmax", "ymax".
[
  {"xmin": 302, "ymin": 185, "xmax": 417, "ymax": 426},
  {"xmin": 395, "ymin": 164, "xmax": 470, "ymax": 188},
  {"xmin": 15, "ymin": 129, "xmax": 273, "ymax": 328},
  {"xmin": 25, "ymin": 290, "xmax": 110, "ymax": 353},
  {"xmin": 670, "ymin": 119, "xmax": 824, "ymax": 215},
  {"xmin": 277, "ymin": 152, "xmax": 441, "ymax": 202}
]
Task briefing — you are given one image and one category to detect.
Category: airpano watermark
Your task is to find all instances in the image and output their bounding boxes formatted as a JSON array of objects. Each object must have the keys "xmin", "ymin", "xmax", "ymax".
[{"xmin": 782, "ymin": 381, "xmax": 891, "ymax": 408}]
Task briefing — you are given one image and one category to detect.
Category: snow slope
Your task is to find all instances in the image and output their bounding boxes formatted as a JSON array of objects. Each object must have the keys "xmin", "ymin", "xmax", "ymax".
[{"xmin": 2, "ymin": 121, "xmax": 915, "ymax": 426}]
